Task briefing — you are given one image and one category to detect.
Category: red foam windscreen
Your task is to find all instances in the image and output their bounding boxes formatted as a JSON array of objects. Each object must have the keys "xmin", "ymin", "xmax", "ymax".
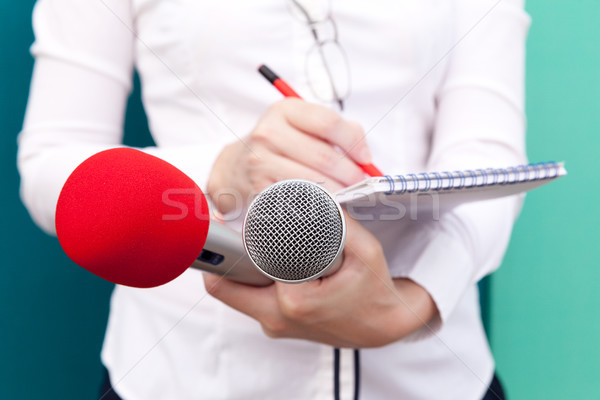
[{"xmin": 55, "ymin": 148, "xmax": 209, "ymax": 288}]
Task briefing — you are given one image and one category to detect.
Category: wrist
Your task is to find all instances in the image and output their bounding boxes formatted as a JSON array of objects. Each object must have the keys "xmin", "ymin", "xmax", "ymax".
[{"xmin": 389, "ymin": 278, "xmax": 438, "ymax": 340}]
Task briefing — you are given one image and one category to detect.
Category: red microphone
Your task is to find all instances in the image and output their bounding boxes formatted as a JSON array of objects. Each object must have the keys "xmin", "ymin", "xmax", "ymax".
[{"xmin": 55, "ymin": 148, "xmax": 271, "ymax": 288}]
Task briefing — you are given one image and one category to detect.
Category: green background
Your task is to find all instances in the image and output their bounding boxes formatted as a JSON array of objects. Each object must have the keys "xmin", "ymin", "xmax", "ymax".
[
  {"xmin": 0, "ymin": 1, "xmax": 597, "ymax": 399},
  {"xmin": 489, "ymin": 1, "xmax": 600, "ymax": 398}
]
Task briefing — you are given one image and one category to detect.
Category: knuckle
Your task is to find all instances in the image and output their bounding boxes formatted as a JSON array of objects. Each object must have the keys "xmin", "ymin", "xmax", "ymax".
[
  {"xmin": 262, "ymin": 318, "xmax": 288, "ymax": 337},
  {"xmin": 348, "ymin": 231, "xmax": 382, "ymax": 261},
  {"xmin": 279, "ymin": 292, "xmax": 313, "ymax": 321},
  {"xmin": 247, "ymin": 152, "xmax": 263, "ymax": 168},
  {"xmin": 250, "ymin": 125, "xmax": 273, "ymax": 143},
  {"xmin": 361, "ymin": 240, "xmax": 383, "ymax": 261}
]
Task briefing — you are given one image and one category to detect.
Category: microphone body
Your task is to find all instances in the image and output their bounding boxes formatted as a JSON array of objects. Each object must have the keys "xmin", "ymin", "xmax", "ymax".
[{"xmin": 192, "ymin": 221, "xmax": 272, "ymax": 286}]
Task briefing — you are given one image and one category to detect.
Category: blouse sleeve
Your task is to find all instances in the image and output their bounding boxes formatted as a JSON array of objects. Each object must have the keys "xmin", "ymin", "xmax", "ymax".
[
  {"xmin": 18, "ymin": 0, "xmax": 221, "ymax": 235},
  {"xmin": 403, "ymin": 0, "xmax": 531, "ymax": 336}
]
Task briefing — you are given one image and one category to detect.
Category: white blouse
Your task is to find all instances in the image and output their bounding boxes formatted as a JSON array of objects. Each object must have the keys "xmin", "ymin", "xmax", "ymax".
[{"xmin": 18, "ymin": 0, "xmax": 530, "ymax": 399}]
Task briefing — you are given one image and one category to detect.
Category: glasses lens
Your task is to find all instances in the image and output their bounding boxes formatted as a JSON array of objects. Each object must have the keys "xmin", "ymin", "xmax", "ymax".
[
  {"xmin": 288, "ymin": 0, "xmax": 331, "ymax": 24},
  {"xmin": 306, "ymin": 40, "xmax": 350, "ymax": 103}
]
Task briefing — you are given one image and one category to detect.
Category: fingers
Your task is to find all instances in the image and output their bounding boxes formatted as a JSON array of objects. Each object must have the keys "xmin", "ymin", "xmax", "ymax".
[
  {"xmin": 203, "ymin": 274, "xmax": 318, "ymax": 340},
  {"xmin": 343, "ymin": 213, "xmax": 383, "ymax": 261},
  {"xmin": 250, "ymin": 152, "xmax": 347, "ymax": 194},
  {"xmin": 315, "ymin": 213, "xmax": 389, "ymax": 294},
  {"xmin": 242, "ymin": 98, "xmax": 372, "ymax": 197},
  {"xmin": 203, "ymin": 273, "xmax": 276, "ymax": 321},
  {"xmin": 270, "ymin": 99, "xmax": 372, "ymax": 166},
  {"xmin": 274, "ymin": 125, "xmax": 364, "ymax": 186},
  {"xmin": 251, "ymin": 130, "xmax": 363, "ymax": 189}
]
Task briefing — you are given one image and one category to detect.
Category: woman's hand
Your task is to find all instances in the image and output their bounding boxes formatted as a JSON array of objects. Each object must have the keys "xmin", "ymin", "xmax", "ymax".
[
  {"xmin": 203, "ymin": 215, "xmax": 438, "ymax": 348},
  {"xmin": 207, "ymin": 98, "xmax": 372, "ymax": 214}
]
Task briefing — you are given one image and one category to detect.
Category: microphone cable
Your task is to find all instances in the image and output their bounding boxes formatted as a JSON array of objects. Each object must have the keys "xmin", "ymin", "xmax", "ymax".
[
  {"xmin": 353, "ymin": 349, "xmax": 360, "ymax": 400},
  {"xmin": 333, "ymin": 348, "xmax": 361, "ymax": 400}
]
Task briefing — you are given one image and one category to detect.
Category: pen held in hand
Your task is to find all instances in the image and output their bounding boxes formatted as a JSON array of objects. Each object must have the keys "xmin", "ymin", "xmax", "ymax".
[{"xmin": 258, "ymin": 64, "xmax": 384, "ymax": 177}]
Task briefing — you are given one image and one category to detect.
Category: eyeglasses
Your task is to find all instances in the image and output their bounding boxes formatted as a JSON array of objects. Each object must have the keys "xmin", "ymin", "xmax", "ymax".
[{"xmin": 287, "ymin": 0, "xmax": 351, "ymax": 111}]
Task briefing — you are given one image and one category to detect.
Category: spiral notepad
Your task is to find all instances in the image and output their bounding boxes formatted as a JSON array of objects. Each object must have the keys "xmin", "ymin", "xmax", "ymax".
[{"xmin": 335, "ymin": 162, "xmax": 566, "ymax": 210}]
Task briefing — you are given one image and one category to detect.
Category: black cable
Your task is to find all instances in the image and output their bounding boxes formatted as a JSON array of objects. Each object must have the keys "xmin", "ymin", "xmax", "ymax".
[
  {"xmin": 333, "ymin": 347, "xmax": 341, "ymax": 400},
  {"xmin": 353, "ymin": 349, "xmax": 360, "ymax": 400}
]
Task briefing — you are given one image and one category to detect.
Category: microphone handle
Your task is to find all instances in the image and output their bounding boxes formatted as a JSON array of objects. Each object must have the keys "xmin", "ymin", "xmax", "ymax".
[{"xmin": 190, "ymin": 221, "xmax": 273, "ymax": 286}]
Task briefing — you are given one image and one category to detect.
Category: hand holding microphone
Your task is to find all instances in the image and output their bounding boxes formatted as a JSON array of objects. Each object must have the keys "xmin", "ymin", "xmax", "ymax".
[{"xmin": 206, "ymin": 203, "xmax": 438, "ymax": 348}]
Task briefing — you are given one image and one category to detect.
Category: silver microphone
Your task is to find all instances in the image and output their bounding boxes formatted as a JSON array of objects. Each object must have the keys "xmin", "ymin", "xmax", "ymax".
[
  {"xmin": 190, "ymin": 221, "xmax": 273, "ymax": 286},
  {"xmin": 243, "ymin": 180, "xmax": 346, "ymax": 283}
]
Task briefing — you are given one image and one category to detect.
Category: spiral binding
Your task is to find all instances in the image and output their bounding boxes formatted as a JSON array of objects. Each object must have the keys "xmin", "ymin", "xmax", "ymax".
[{"xmin": 385, "ymin": 162, "xmax": 561, "ymax": 194}]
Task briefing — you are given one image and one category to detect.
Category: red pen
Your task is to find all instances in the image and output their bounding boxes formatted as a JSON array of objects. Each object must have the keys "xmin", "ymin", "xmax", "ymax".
[{"xmin": 258, "ymin": 64, "xmax": 384, "ymax": 177}]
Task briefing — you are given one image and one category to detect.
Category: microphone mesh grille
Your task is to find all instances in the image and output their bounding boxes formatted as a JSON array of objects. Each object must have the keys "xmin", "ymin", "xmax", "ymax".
[{"xmin": 244, "ymin": 180, "xmax": 344, "ymax": 282}]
